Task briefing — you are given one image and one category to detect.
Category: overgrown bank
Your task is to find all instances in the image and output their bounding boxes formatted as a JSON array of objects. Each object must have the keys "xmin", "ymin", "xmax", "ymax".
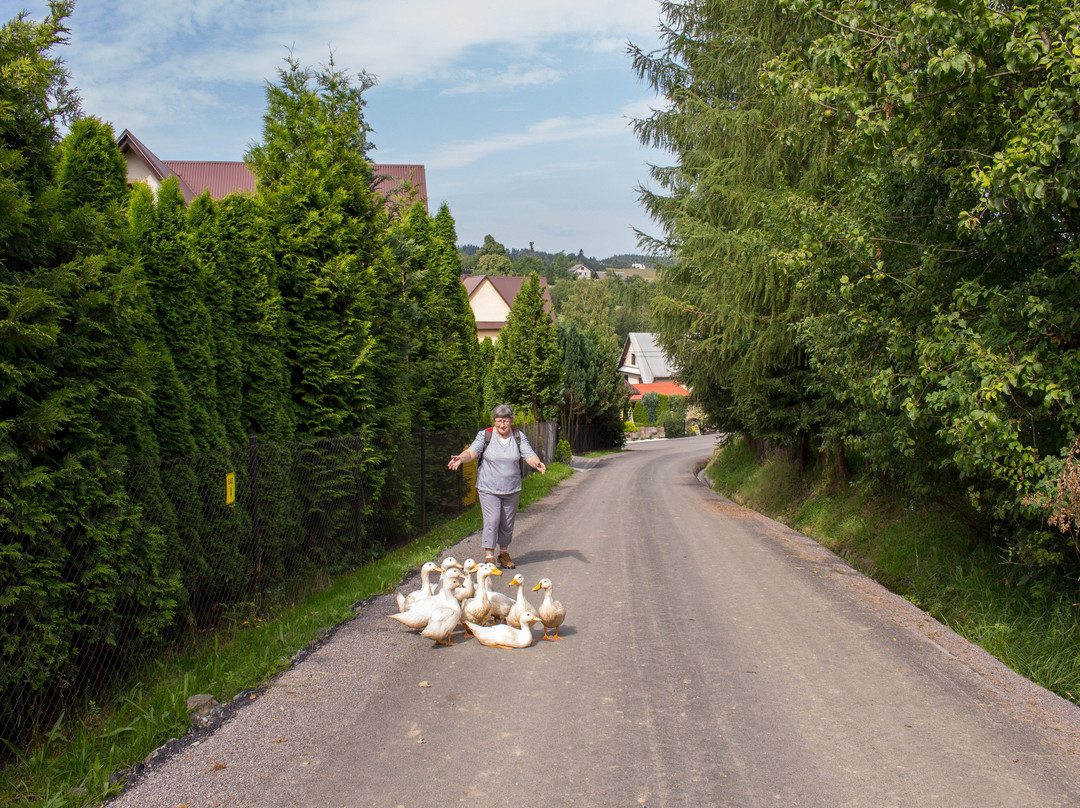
[{"xmin": 707, "ymin": 437, "xmax": 1080, "ymax": 707}]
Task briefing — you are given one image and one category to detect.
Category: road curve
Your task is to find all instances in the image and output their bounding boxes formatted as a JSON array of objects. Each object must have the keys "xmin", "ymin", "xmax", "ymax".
[{"xmin": 110, "ymin": 435, "xmax": 1080, "ymax": 807}]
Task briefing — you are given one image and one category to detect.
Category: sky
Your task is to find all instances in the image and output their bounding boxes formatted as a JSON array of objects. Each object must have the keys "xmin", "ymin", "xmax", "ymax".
[{"xmin": 18, "ymin": 0, "xmax": 672, "ymax": 259}]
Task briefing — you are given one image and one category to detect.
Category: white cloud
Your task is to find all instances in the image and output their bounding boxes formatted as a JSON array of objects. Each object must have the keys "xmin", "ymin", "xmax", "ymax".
[
  {"xmin": 39, "ymin": 0, "xmax": 664, "ymax": 89},
  {"xmin": 426, "ymin": 109, "xmax": 640, "ymax": 170},
  {"xmin": 442, "ymin": 66, "xmax": 565, "ymax": 96}
]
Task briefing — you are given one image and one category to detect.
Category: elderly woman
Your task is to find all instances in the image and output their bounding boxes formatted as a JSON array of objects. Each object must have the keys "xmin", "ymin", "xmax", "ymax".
[{"xmin": 448, "ymin": 404, "xmax": 546, "ymax": 568}]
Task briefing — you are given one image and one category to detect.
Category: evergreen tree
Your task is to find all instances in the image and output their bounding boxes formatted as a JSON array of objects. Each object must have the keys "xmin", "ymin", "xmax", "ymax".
[
  {"xmin": 557, "ymin": 321, "xmax": 598, "ymax": 432},
  {"xmin": 491, "ymin": 273, "xmax": 561, "ymax": 421},
  {"xmin": 187, "ymin": 192, "xmax": 245, "ymax": 447},
  {"xmin": 246, "ymin": 54, "xmax": 407, "ymax": 442},
  {"xmin": 432, "ymin": 203, "xmax": 483, "ymax": 427},
  {"xmin": 138, "ymin": 177, "xmax": 225, "ymax": 452},
  {"xmin": 215, "ymin": 193, "xmax": 293, "ymax": 440},
  {"xmin": 630, "ymin": 0, "xmax": 835, "ymax": 460},
  {"xmin": 0, "ymin": 8, "xmax": 181, "ymax": 737},
  {"xmin": 247, "ymin": 53, "xmax": 410, "ymax": 545}
]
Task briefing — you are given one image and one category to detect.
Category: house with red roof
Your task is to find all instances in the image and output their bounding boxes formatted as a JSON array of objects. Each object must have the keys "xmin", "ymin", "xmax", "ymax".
[
  {"xmin": 618, "ymin": 332, "xmax": 689, "ymax": 401},
  {"xmin": 462, "ymin": 275, "xmax": 555, "ymax": 342},
  {"xmin": 117, "ymin": 129, "xmax": 427, "ymax": 209}
]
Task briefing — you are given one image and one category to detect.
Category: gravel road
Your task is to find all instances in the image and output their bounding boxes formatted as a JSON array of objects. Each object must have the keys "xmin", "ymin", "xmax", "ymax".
[{"xmin": 107, "ymin": 435, "xmax": 1080, "ymax": 807}]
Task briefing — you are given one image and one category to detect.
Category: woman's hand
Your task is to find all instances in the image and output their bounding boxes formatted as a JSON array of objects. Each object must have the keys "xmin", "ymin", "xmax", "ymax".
[{"xmin": 448, "ymin": 448, "xmax": 474, "ymax": 471}]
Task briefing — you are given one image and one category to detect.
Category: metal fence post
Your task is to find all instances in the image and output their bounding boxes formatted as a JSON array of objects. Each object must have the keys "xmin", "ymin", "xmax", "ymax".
[
  {"xmin": 419, "ymin": 429, "xmax": 427, "ymax": 531},
  {"xmin": 248, "ymin": 436, "xmax": 261, "ymax": 590},
  {"xmin": 353, "ymin": 430, "xmax": 366, "ymax": 557}
]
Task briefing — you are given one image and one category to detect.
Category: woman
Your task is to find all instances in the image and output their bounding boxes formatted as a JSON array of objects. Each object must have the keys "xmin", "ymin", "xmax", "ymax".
[{"xmin": 448, "ymin": 404, "xmax": 546, "ymax": 568}]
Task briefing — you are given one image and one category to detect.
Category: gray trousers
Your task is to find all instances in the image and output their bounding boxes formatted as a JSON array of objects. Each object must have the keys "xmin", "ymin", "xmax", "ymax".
[{"xmin": 478, "ymin": 489, "xmax": 520, "ymax": 550}]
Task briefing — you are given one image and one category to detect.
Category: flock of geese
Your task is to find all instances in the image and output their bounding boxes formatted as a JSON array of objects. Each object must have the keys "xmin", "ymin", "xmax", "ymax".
[{"xmin": 389, "ymin": 558, "xmax": 566, "ymax": 649}]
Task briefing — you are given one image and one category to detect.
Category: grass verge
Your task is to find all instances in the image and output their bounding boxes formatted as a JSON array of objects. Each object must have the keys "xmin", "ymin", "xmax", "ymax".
[
  {"xmin": 1, "ymin": 462, "xmax": 574, "ymax": 807},
  {"xmin": 707, "ymin": 437, "xmax": 1080, "ymax": 706}
]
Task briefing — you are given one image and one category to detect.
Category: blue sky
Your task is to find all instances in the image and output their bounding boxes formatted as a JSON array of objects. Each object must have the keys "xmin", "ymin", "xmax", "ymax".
[{"xmin": 20, "ymin": 0, "xmax": 670, "ymax": 259}]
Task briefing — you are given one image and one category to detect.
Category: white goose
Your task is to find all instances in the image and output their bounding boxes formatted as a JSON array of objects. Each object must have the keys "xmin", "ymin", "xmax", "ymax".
[
  {"xmin": 485, "ymin": 570, "xmax": 515, "ymax": 623},
  {"xmin": 465, "ymin": 610, "xmax": 540, "ymax": 649},
  {"xmin": 461, "ymin": 562, "xmax": 500, "ymax": 628},
  {"xmin": 396, "ymin": 561, "xmax": 439, "ymax": 612},
  {"xmin": 532, "ymin": 577, "xmax": 566, "ymax": 640},
  {"xmin": 453, "ymin": 558, "xmax": 478, "ymax": 604},
  {"xmin": 433, "ymin": 557, "xmax": 463, "ymax": 595},
  {"xmin": 389, "ymin": 569, "xmax": 463, "ymax": 631},
  {"xmin": 505, "ymin": 573, "xmax": 538, "ymax": 629}
]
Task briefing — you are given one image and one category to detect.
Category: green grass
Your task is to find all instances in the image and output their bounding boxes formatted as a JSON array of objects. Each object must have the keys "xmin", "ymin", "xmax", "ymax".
[
  {"xmin": 1, "ymin": 462, "xmax": 574, "ymax": 807},
  {"xmin": 581, "ymin": 447, "xmax": 623, "ymax": 458},
  {"xmin": 707, "ymin": 437, "xmax": 1080, "ymax": 706}
]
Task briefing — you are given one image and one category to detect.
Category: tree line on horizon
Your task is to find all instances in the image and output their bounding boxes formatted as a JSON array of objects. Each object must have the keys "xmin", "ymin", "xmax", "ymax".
[{"xmin": 633, "ymin": 0, "xmax": 1080, "ymax": 584}]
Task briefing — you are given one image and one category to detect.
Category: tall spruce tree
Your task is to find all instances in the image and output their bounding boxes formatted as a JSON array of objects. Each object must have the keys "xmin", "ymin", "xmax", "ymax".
[{"xmin": 630, "ymin": 0, "xmax": 835, "ymax": 461}]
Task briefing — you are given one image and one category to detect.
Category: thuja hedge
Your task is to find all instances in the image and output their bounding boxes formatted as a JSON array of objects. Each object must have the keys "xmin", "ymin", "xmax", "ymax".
[{"xmin": 1, "ymin": 15, "xmax": 484, "ymax": 752}]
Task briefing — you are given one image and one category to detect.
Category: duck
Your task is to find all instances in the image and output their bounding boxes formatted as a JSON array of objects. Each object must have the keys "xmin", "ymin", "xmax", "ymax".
[
  {"xmin": 505, "ymin": 573, "xmax": 538, "ymax": 629},
  {"xmin": 485, "ymin": 570, "xmax": 515, "ymax": 623},
  {"xmin": 461, "ymin": 562, "xmax": 500, "ymax": 628},
  {"xmin": 531, "ymin": 578, "xmax": 566, "ymax": 640},
  {"xmin": 452, "ymin": 558, "xmax": 478, "ymax": 603},
  {"xmin": 432, "ymin": 557, "xmax": 463, "ymax": 595},
  {"xmin": 389, "ymin": 569, "xmax": 463, "ymax": 631},
  {"xmin": 396, "ymin": 561, "xmax": 440, "ymax": 612},
  {"xmin": 420, "ymin": 603, "xmax": 461, "ymax": 646},
  {"xmin": 465, "ymin": 610, "xmax": 540, "ymax": 649}
]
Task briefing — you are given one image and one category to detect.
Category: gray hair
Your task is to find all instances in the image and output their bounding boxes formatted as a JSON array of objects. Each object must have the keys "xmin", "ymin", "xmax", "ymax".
[{"xmin": 492, "ymin": 404, "xmax": 514, "ymax": 421}]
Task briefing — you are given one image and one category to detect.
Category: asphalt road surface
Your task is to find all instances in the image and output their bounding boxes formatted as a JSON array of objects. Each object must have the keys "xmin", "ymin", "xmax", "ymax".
[{"xmin": 109, "ymin": 435, "xmax": 1080, "ymax": 808}]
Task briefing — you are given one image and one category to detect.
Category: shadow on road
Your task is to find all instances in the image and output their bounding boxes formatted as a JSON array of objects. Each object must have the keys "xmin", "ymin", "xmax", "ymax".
[{"xmin": 512, "ymin": 548, "xmax": 589, "ymax": 566}]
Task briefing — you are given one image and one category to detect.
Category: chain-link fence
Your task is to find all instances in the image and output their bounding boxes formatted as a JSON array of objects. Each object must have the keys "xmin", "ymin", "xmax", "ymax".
[{"xmin": 1, "ymin": 422, "xmax": 556, "ymax": 755}]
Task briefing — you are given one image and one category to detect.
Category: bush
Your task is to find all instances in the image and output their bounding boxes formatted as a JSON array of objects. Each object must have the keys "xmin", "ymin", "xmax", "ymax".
[
  {"xmin": 642, "ymin": 392, "xmax": 661, "ymax": 423},
  {"xmin": 625, "ymin": 421, "xmax": 638, "ymax": 432},
  {"xmin": 555, "ymin": 439, "xmax": 573, "ymax": 464},
  {"xmin": 660, "ymin": 411, "xmax": 686, "ymax": 438}
]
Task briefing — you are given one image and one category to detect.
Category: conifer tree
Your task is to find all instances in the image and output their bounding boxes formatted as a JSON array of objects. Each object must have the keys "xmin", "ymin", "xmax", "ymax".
[
  {"xmin": 491, "ymin": 273, "xmax": 561, "ymax": 421},
  {"xmin": 215, "ymin": 193, "xmax": 293, "ymax": 440},
  {"xmin": 0, "ymin": 8, "xmax": 180, "ymax": 734},
  {"xmin": 246, "ymin": 54, "xmax": 407, "ymax": 441},
  {"xmin": 247, "ymin": 53, "xmax": 410, "ymax": 546},
  {"xmin": 142, "ymin": 178, "xmax": 225, "ymax": 452},
  {"xmin": 630, "ymin": 1, "xmax": 834, "ymax": 458},
  {"xmin": 427, "ymin": 203, "xmax": 482, "ymax": 428}
]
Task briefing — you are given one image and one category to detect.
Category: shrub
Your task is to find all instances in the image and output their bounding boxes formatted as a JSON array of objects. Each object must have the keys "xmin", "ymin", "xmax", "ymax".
[
  {"xmin": 625, "ymin": 421, "xmax": 638, "ymax": 432},
  {"xmin": 555, "ymin": 439, "xmax": 573, "ymax": 464},
  {"xmin": 642, "ymin": 392, "xmax": 661, "ymax": 423}
]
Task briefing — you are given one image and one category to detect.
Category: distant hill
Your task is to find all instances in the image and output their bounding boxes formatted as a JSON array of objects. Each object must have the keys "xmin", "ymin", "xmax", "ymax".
[{"xmin": 458, "ymin": 243, "xmax": 669, "ymax": 271}]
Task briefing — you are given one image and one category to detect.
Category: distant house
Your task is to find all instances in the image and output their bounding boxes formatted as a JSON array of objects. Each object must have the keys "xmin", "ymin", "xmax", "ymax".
[
  {"xmin": 117, "ymin": 129, "xmax": 428, "ymax": 209},
  {"xmin": 631, "ymin": 262, "xmax": 647, "ymax": 270},
  {"xmin": 618, "ymin": 332, "xmax": 689, "ymax": 401},
  {"xmin": 569, "ymin": 263, "xmax": 592, "ymax": 280},
  {"xmin": 462, "ymin": 275, "xmax": 555, "ymax": 342}
]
